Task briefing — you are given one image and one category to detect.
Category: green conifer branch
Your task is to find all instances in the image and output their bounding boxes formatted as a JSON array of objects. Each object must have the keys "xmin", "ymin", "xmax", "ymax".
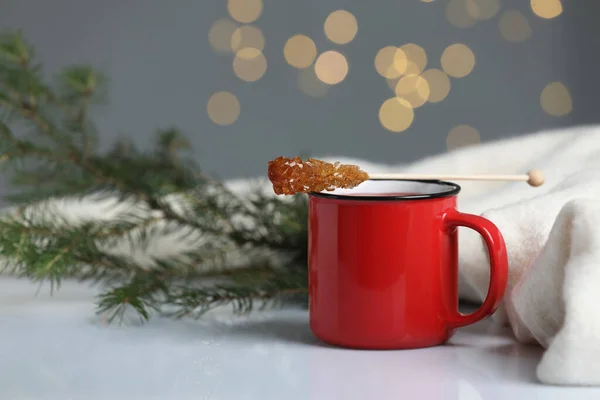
[{"xmin": 0, "ymin": 30, "xmax": 309, "ymax": 323}]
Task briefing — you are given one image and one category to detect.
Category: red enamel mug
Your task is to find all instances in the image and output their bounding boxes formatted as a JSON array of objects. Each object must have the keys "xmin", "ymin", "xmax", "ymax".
[{"xmin": 307, "ymin": 179, "xmax": 508, "ymax": 349}]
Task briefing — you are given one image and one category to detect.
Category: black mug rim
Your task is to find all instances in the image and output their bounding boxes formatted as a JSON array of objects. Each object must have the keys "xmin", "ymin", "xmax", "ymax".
[{"xmin": 308, "ymin": 179, "xmax": 461, "ymax": 201}]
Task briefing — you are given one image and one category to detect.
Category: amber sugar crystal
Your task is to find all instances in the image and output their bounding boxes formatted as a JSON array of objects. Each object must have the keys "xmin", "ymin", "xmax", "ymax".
[{"xmin": 267, "ymin": 156, "xmax": 370, "ymax": 195}]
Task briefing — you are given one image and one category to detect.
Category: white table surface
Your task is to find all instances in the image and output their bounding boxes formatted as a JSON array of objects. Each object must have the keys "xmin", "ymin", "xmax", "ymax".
[{"xmin": 1, "ymin": 278, "xmax": 599, "ymax": 400}]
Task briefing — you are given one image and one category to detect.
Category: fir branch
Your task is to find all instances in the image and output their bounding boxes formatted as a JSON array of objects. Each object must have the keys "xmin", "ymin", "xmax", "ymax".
[
  {"xmin": 96, "ymin": 273, "xmax": 165, "ymax": 324},
  {"xmin": 0, "ymin": 29, "xmax": 311, "ymax": 324}
]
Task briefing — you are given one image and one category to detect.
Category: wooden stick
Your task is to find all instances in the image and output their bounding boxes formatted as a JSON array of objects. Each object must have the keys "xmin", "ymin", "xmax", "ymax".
[{"xmin": 368, "ymin": 169, "xmax": 545, "ymax": 187}]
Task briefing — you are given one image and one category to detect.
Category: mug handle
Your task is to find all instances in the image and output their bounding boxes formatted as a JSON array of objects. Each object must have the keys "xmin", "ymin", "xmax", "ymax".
[{"xmin": 443, "ymin": 209, "xmax": 509, "ymax": 328}]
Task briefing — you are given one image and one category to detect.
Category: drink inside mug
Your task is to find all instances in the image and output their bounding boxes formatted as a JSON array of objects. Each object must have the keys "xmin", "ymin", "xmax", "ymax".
[{"xmin": 311, "ymin": 179, "xmax": 460, "ymax": 199}]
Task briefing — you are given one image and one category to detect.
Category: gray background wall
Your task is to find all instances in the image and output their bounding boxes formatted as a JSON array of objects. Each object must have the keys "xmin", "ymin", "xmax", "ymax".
[{"xmin": 0, "ymin": 0, "xmax": 595, "ymax": 181}]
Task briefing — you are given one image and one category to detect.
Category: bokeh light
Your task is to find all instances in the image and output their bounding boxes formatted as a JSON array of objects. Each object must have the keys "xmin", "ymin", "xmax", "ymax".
[
  {"xmin": 466, "ymin": 0, "xmax": 501, "ymax": 21},
  {"xmin": 233, "ymin": 48, "xmax": 267, "ymax": 82},
  {"xmin": 230, "ymin": 25, "xmax": 265, "ymax": 53},
  {"xmin": 394, "ymin": 74, "xmax": 430, "ymax": 108},
  {"xmin": 379, "ymin": 98, "xmax": 415, "ymax": 133},
  {"xmin": 207, "ymin": 91, "xmax": 240, "ymax": 126},
  {"xmin": 298, "ymin": 67, "xmax": 330, "ymax": 97},
  {"xmin": 284, "ymin": 34, "xmax": 317, "ymax": 69},
  {"xmin": 421, "ymin": 69, "xmax": 451, "ymax": 103},
  {"xmin": 540, "ymin": 82, "xmax": 572, "ymax": 117},
  {"xmin": 447, "ymin": 125, "xmax": 481, "ymax": 150},
  {"xmin": 499, "ymin": 10, "xmax": 532, "ymax": 42},
  {"xmin": 374, "ymin": 46, "xmax": 408, "ymax": 79},
  {"xmin": 446, "ymin": 0, "xmax": 477, "ymax": 29},
  {"xmin": 400, "ymin": 44, "xmax": 427, "ymax": 75},
  {"xmin": 212, "ymin": 1, "xmax": 564, "ymax": 139},
  {"xmin": 531, "ymin": 0, "xmax": 563, "ymax": 19},
  {"xmin": 314, "ymin": 51, "xmax": 349, "ymax": 85},
  {"xmin": 324, "ymin": 10, "xmax": 358, "ymax": 45},
  {"xmin": 208, "ymin": 19, "xmax": 239, "ymax": 53},
  {"xmin": 227, "ymin": 0, "xmax": 263, "ymax": 23},
  {"xmin": 441, "ymin": 44, "xmax": 476, "ymax": 78}
]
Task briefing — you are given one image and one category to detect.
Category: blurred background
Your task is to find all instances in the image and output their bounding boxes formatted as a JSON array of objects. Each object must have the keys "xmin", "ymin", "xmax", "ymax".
[{"xmin": 0, "ymin": 0, "xmax": 591, "ymax": 181}]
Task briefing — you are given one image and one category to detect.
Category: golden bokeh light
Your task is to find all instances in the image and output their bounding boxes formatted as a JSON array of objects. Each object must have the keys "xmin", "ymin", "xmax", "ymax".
[
  {"xmin": 207, "ymin": 91, "xmax": 240, "ymax": 126},
  {"xmin": 233, "ymin": 48, "xmax": 267, "ymax": 82},
  {"xmin": 284, "ymin": 34, "xmax": 317, "ymax": 69},
  {"xmin": 314, "ymin": 51, "xmax": 349, "ymax": 85},
  {"xmin": 230, "ymin": 25, "xmax": 265, "ymax": 53},
  {"xmin": 466, "ymin": 0, "xmax": 501, "ymax": 20},
  {"xmin": 421, "ymin": 69, "xmax": 451, "ymax": 103},
  {"xmin": 540, "ymin": 81, "xmax": 572, "ymax": 117},
  {"xmin": 441, "ymin": 44, "xmax": 476, "ymax": 78},
  {"xmin": 391, "ymin": 49, "xmax": 408, "ymax": 78},
  {"xmin": 208, "ymin": 19, "xmax": 239, "ymax": 53},
  {"xmin": 447, "ymin": 125, "xmax": 481, "ymax": 150},
  {"xmin": 400, "ymin": 44, "xmax": 427, "ymax": 75},
  {"xmin": 298, "ymin": 67, "xmax": 329, "ymax": 98},
  {"xmin": 394, "ymin": 75, "xmax": 430, "ymax": 108},
  {"xmin": 374, "ymin": 46, "xmax": 408, "ymax": 79},
  {"xmin": 379, "ymin": 98, "xmax": 415, "ymax": 133},
  {"xmin": 531, "ymin": 0, "xmax": 563, "ymax": 19},
  {"xmin": 227, "ymin": 0, "xmax": 263, "ymax": 23},
  {"xmin": 499, "ymin": 10, "xmax": 532, "ymax": 42},
  {"xmin": 421, "ymin": 0, "xmax": 435, "ymax": 2},
  {"xmin": 446, "ymin": 0, "xmax": 477, "ymax": 29},
  {"xmin": 324, "ymin": 10, "xmax": 358, "ymax": 45}
]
